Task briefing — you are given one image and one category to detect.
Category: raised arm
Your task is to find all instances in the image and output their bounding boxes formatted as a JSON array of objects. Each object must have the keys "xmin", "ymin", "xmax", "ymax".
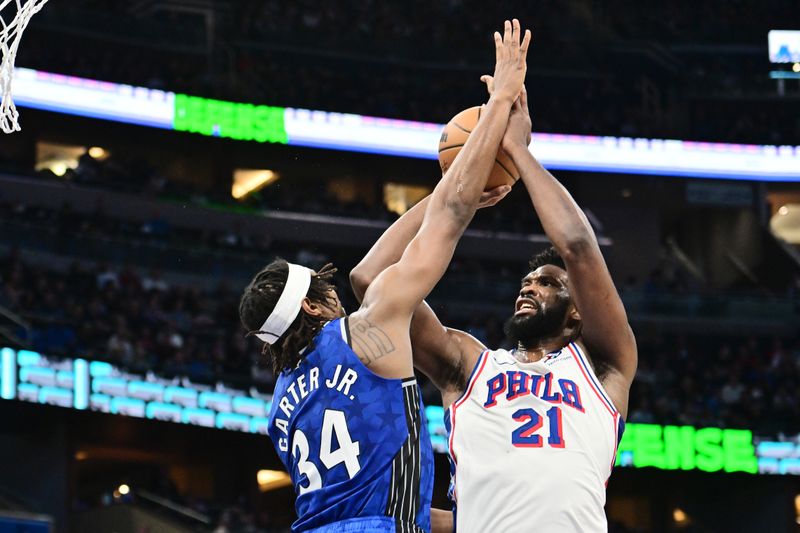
[
  {"xmin": 351, "ymin": 20, "xmax": 530, "ymax": 380},
  {"xmin": 502, "ymin": 87, "xmax": 637, "ymax": 417},
  {"xmin": 351, "ymin": 189, "xmax": 508, "ymax": 303},
  {"xmin": 350, "ymin": 187, "xmax": 508, "ymax": 389}
]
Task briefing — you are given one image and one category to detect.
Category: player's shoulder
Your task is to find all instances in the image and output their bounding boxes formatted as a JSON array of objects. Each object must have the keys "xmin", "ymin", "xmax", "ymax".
[
  {"xmin": 459, "ymin": 345, "xmax": 514, "ymax": 384},
  {"xmin": 335, "ymin": 310, "xmax": 417, "ymax": 380},
  {"xmin": 441, "ymin": 346, "xmax": 516, "ymax": 408},
  {"xmin": 483, "ymin": 346, "xmax": 516, "ymax": 364}
]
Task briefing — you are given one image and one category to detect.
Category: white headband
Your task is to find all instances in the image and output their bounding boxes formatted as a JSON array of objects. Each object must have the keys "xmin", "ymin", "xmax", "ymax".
[{"xmin": 255, "ymin": 263, "xmax": 313, "ymax": 344}]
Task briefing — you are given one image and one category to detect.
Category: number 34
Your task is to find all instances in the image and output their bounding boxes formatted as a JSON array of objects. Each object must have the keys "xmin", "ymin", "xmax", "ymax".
[{"xmin": 292, "ymin": 409, "xmax": 362, "ymax": 495}]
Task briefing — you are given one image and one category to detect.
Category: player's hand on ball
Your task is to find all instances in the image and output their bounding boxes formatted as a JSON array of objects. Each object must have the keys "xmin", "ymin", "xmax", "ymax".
[
  {"xmin": 478, "ymin": 184, "xmax": 512, "ymax": 208},
  {"xmin": 489, "ymin": 19, "xmax": 531, "ymax": 103},
  {"xmin": 502, "ymin": 85, "xmax": 532, "ymax": 153}
]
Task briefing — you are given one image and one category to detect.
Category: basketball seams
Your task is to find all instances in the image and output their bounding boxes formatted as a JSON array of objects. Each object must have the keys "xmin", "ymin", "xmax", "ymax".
[
  {"xmin": 438, "ymin": 105, "xmax": 518, "ymax": 187},
  {"xmin": 450, "ymin": 122, "xmax": 472, "ymax": 135},
  {"xmin": 438, "ymin": 144, "xmax": 465, "ymax": 153},
  {"xmin": 493, "ymin": 156, "xmax": 517, "ymax": 181}
]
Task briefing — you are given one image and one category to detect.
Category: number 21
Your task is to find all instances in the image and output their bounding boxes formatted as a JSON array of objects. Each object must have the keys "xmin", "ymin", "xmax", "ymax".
[{"xmin": 511, "ymin": 406, "xmax": 564, "ymax": 448}]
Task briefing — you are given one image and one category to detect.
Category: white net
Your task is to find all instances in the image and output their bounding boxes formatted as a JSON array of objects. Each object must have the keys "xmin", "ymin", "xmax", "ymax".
[{"xmin": 0, "ymin": 0, "xmax": 48, "ymax": 133}]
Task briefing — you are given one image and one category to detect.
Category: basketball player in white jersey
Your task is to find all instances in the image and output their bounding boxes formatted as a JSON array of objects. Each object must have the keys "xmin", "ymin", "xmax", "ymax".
[{"xmin": 351, "ymin": 85, "xmax": 637, "ymax": 531}]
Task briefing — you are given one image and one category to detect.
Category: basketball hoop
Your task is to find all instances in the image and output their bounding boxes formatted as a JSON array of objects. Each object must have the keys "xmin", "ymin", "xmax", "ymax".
[{"xmin": 0, "ymin": 0, "xmax": 49, "ymax": 133}]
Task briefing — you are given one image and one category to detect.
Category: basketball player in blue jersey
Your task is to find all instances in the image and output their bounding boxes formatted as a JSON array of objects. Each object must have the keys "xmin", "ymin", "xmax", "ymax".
[
  {"xmin": 238, "ymin": 20, "xmax": 531, "ymax": 533},
  {"xmin": 352, "ymin": 87, "xmax": 638, "ymax": 531}
]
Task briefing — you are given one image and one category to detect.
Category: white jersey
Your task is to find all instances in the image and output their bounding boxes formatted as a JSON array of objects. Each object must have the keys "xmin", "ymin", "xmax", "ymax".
[{"xmin": 445, "ymin": 343, "xmax": 623, "ymax": 532}]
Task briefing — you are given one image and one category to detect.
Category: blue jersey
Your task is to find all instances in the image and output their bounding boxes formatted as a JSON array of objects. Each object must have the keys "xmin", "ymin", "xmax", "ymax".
[{"xmin": 267, "ymin": 318, "xmax": 434, "ymax": 533}]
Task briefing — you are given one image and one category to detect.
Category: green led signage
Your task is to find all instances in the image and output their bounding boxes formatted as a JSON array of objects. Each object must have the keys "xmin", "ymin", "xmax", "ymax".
[
  {"xmin": 616, "ymin": 423, "xmax": 758, "ymax": 474},
  {"xmin": 0, "ymin": 345, "xmax": 792, "ymax": 475},
  {"xmin": 173, "ymin": 94, "xmax": 288, "ymax": 144}
]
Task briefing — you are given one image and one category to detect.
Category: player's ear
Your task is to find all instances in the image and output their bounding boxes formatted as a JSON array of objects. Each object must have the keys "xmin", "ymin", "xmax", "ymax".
[
  {"xmin": 564, "ymin": 303, "xmax": 581, "ymax": 328},
  {"xmin": 301, "ymin": 297, "xmax": 324, "ymax": 317},
  {"xmin": 563, "ymin": 305, "xmax": 582, "ymax": 339}
]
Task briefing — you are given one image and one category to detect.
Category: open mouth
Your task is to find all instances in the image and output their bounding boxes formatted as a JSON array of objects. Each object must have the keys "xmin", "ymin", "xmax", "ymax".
[{"xmin": 515, "ymin": 299, "xmax": 539, "ymax": 315}]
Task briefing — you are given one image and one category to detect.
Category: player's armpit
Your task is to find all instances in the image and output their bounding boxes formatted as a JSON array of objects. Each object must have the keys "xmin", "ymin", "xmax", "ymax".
[
  {"xmin": 410, "ymin": 301, "xmax": 486, "ymax": 393},
  {"xmin": 593, "ymin": 363, "xmax": 634, "ymax": 418},
  {"xmin": 563, "ymin": 241, "xmax": 637, "ymax": 416}
]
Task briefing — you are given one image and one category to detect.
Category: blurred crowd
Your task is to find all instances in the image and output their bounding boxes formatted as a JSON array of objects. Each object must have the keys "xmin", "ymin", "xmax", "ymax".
[
  {"xmin": 0, "ymin": 246, "xmax": 259, "ymax": 385},
  {"xmin": 15, "ymin": 1, "xmax": 800, "ymax": 145},
  {"xmin": 22, "ymin": 147, "xmax": 545, "ymax": 236},
  {"xmin": 1, "ymin": 236, "xmax": 799, "ymax": 434},
  {"xmin": 630, "ymin": 335, "xmax": 800, "ymax": 435}
]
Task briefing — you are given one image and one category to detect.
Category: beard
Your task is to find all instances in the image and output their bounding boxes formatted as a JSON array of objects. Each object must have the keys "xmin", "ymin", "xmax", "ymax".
[{"xmin": 504, "ymin": 298, "xmax": 570, "ymax": 347}]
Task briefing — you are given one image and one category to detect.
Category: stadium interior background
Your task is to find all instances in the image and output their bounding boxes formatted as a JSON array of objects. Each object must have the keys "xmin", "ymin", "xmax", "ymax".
[{"xmin": 0, "ymin": 1, "xmax": 799, "ymax": 532}]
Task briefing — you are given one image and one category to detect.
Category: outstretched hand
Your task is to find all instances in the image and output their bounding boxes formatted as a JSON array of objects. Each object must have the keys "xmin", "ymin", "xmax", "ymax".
[
  {"xmin": 481, "ymin": 77, "xmax": 532, "ymax": 152},
  {"xmin": 478, "ymin": 184, "xmax": 512, "ymax": 208},
  {"xmin": 503, "ymin": 86, "xmax": 532, "ymax": 152},
  {"xmin": 488, "ymin": 19, "xmax": 531, "ymax": 103}
]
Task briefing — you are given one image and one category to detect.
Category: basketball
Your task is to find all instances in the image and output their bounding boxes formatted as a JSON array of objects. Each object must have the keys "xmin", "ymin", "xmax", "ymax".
[{"xmin": 438, "ymin": 106, "xmax": 520, "ymax": 190}]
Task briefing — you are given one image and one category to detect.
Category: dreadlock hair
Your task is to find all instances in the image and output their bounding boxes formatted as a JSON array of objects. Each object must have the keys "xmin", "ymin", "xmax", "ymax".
[
  {"xmin": 239, "ymin": 259, "xmax": 338, "ymax": 374},
  {"xmin": 528, "ymin": 246, "xmax": 566, "ymax": 273}
]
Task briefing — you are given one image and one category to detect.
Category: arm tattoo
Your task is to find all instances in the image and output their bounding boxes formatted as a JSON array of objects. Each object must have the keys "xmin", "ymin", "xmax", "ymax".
[{"xmin": 349, "ymin": 317, "xmax": 396, "ymax": 367}]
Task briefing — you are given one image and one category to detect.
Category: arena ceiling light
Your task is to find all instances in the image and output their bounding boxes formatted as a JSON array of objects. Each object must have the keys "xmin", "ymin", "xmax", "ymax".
[
  {"xmin": 34, "ymin": 141, "xmax": 85, "ymax": 177},
  {"xmin": 232, "ymin": 169, "xmax": 279, "ymax": 200},
  {"xmin": 673, "ymin": 508, "xmax": 689, "ymax": 526},
  {"xmin": 770, "ymin": 203, "xmax": 800, "ymax": 244},
  {"xmin": 256, "ymin": 469, "xmax": 292, "ymax": 492},
  {"xmin": 384, "ymin": 182, "xmax": 432, "ymax": 215},
  {"xmin": 88, "ymin": 146, "xmax": 109, "ymax": 160}
]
